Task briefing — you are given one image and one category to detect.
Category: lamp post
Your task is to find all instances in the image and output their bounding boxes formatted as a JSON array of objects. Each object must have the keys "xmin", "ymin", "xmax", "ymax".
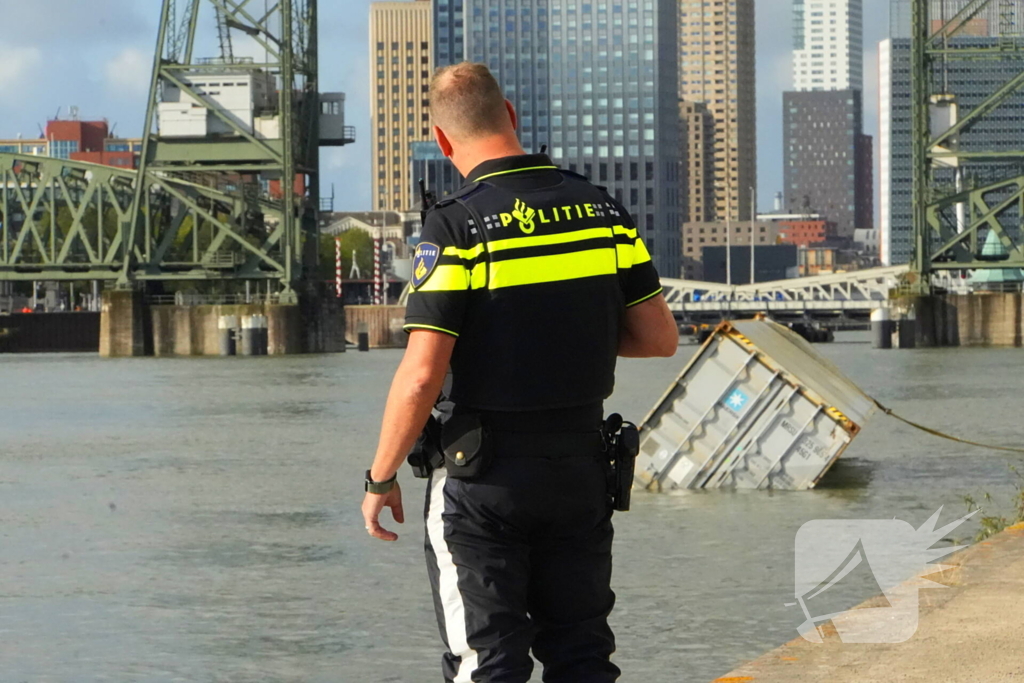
[
  {"xmin": 750, "ymin": 186, "xmax": 756, "ymax": 285},
  {"xmin": 725, "ymin": 118, "xmax": 732, "ymax": 288}
]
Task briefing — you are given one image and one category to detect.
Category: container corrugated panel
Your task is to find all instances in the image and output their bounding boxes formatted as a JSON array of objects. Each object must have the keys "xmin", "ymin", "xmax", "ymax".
[{"xmin": 635, "ymin": 319, "xmax": 875, "ymax": 491}]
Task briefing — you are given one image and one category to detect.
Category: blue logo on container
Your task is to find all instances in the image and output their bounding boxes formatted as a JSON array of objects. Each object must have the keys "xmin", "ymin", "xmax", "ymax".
[{"xmin": 725, "ymin": 388, "xmax": 748, "ymax": 412}]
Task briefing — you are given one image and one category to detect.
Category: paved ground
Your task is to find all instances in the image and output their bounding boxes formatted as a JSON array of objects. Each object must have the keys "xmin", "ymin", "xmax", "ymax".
[{"xmin": 712, "ymin": 522, "xmax": 1024, "ymax": 683}]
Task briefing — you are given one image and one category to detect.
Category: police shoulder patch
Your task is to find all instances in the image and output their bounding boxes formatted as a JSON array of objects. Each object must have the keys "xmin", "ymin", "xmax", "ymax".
[{"xmin": 412, "ymin": 242, "xmax": 441, "ymax": 289}]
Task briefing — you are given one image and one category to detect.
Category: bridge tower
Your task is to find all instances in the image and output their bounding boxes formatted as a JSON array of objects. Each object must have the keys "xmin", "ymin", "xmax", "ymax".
[
  {"xmin": 126, "ymin": 0, "xmax": 349, "ymax": 301},
  {"xmin": 910, "ymin": 0, "xmax": 1024, "ymax": 290}
]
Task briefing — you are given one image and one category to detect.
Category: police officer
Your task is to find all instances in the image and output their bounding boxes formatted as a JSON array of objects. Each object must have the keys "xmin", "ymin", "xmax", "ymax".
[{"xmin": 361, "ymin": 62, "xmax": 678, "ymax": 682}]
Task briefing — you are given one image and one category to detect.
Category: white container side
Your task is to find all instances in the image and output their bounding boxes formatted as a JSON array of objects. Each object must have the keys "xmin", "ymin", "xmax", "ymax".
[{"xmin": 635, "ymin": 319, "xmax": 875, "ymax": 491}]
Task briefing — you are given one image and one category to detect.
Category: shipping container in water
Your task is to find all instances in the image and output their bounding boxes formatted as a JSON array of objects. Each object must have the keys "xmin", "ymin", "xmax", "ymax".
[{"xmin": 635, "ymin": 318, "xmax": 876, "ymax": 491}]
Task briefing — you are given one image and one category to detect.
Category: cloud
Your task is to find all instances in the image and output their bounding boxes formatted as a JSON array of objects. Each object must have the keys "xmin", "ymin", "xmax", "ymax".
[
  {"xmin": 0, "ymin": 42, "xmax": 42, "ymax": 101},
  {"xmin": 1, "ymin": 0, "xmax": 153, "ymax": 47},
  {"xmin": 104, "ymin": 48, "xmax": 152, "ymax": 97}
]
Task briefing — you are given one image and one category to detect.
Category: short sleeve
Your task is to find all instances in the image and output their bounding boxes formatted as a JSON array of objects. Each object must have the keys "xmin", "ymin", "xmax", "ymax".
[
  {"xmin": 610, "ymin": 209, "xmax": 662, "ymax": 307},
  {"xmin": 404, "ymin": 209, "xmax": 473, "ymax": 338},
  {"xmin": 621, "ymin": 233, "xmax": 662, "ymax": 307}
]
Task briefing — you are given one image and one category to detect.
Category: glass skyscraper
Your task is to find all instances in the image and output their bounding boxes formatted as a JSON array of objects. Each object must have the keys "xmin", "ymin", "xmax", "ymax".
[
  {"xmin": 411, "ymin": 140, "xmax": 463, "ymax": 205},
  {"xmin": 433, "ymin": 0, "xmax": 682, "ymax": 277}
]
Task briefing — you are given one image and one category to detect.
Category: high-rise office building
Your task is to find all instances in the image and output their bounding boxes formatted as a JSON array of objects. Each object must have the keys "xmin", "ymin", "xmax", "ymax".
[
  {"xmin": 434, "ymin": 0, "xmax": 465, "ymax": 65},
  {"xmin": 680, "ymin": 100, "xmax": 715, "ymax": 223},
  {"xmin": 678, "ymin": 0, "xmax": 757, "ymax": 223},
  {"xmin": 411, "ymin": 140, "xmax": 461, "ymax": 205},
  {"xmin": 783, "ymin": 0, "xmax": 871, "ymax": 238},
  {"xmin": 370, "ymin": 0, "xmax": 433, "ymax": 212},
  {"xmin": 791, "ymin": 0, "xmax": 863, "ymax": 91},
  {"xmin": 783, "ymin": 90, "xmax": 872, "ymax": 236},
  {"xmin": 433, "ymin": 0, "xmax": 683, "ymax": 277},
  {"xmin": 879, "ymin": 29, "xmax": 1024, "ymax": 264}
]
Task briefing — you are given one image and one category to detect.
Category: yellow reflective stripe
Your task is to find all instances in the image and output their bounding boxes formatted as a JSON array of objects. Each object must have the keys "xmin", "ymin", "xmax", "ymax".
[
  {"xmin": 487, "ymin": 227, "xmax": 613, "ymax": 253},
  {"xmin": 632, "ymin": 237, "xmax": 652, "ymax": 265},
  {"xmin": 616, "ymin": 242, "xmax": 634, "ymax": 268},
  {"xmin": 488, "ymin": 248, "xmax": 617, "ymax": 289},
  {"xmin": 472, "ymin": 165, "xmax": 558, "ymax": 182},
  {"xmin": 470, "ymin": 262, "xmax": 487, "ymax": 289},
  {"xmin": 404, "ymin": 324, "xmax": 460, "ymax": 338},
  {"xmin": 442, "ymin": 244, "xmax": 486, "ymax": 260},
  {"xmin": 414, "ymin": 264, "xmax": 470, "ymax": 292},
  {"xmin": 626, "ymin": 287, "xmax": 663, "ymax": 308},
  {"xmin": 613, "ymin": 225, "xmax": 637, "ymax": 239}
]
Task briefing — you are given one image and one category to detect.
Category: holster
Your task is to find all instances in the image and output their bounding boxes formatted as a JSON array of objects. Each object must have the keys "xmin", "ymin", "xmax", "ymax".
[
  {"xmin": 602, "ymin": 413, "xmax": 640, "ymax": 512},
  {"xmin": 407, "ymin": 414, "xmax": 445, "ymax": 478},
  {"xmin": 441, "ymin": 413, "xmax": 494, "ymax": 479}
]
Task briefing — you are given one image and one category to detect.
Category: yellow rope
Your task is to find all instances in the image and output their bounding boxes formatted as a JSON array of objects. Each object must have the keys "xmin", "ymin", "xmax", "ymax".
[{"xmin": 874, "ymin": 399, "xmax": 1024, "ymax": 455}]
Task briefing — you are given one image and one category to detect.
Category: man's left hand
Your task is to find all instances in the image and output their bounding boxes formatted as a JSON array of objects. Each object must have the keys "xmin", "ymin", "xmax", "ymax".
[{"xmin": 362, "ymin": 484, "xmax": 404, "ymax": 542}]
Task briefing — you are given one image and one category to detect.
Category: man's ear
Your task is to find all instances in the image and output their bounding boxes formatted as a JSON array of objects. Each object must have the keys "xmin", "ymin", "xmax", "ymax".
[
  {"xmin": 433, "ymin": 126, "xmax": 453, "ymax": 158},
  {"xmin": 505, "ymin": 100, "xmax": 518, "ymax": 131}
]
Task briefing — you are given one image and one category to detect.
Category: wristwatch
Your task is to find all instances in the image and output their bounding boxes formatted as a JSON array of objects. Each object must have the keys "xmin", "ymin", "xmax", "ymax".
[{"xmin": 365, "ymin": 469, "xmax": 397, "ymax": 494}]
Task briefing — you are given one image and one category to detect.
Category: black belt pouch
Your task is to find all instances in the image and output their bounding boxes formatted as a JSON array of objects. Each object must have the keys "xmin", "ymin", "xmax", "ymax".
[{"xmin": 441, "ymin": 413, "xmax": 493, "ymax": 479}]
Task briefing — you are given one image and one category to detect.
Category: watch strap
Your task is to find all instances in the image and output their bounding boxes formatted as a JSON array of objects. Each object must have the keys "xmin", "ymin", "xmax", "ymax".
[{"xmin": 365, "ymin": 469, "xmax": 397, "ymax": 494}]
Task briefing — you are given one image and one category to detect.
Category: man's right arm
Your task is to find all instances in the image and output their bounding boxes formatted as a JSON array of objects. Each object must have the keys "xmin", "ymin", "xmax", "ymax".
[
  {"xmin": 607, "ymin": 197, "xmax": 678, "ymax": 358},
  {"xmin": 619, "ymin": 293, "xmax": 678, "ymax": 358}
]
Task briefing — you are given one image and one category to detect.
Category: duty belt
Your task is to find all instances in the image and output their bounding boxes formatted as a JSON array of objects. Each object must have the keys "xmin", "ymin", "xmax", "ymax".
[{"xmin": 488, "ymin": 430, "xmax": 605, "ymax": 458}]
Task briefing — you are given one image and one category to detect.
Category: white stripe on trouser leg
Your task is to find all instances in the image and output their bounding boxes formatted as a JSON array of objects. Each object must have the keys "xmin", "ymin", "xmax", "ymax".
[{"xmin": 427, "ymin": 470, "xmax": 479, "ymax": 682}]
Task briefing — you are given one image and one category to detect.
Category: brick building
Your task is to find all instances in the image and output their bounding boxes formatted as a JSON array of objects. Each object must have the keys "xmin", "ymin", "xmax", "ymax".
[
  {"xmin": 776, "ymin": 219, "xmax": 836, "ymax": 247},
  {"xmin": 0, "ymin": 118, "xmax": 141, "ymax": 169}
]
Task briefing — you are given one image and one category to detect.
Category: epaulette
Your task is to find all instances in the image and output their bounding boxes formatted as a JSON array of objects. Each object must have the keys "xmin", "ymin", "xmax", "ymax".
[
  {"xmin": 431, "ymin": 182, "xmax": 485, "ymax": 211},
  {"xmin": 559, "ymin": 168, "xmax": 591, "ymax": 182}
]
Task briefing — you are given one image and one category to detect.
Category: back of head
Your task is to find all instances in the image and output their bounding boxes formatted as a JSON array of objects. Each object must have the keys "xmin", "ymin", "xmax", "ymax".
[{"xmin": 429, "ymin": 62, "xmax": 511, "ymax": 141}]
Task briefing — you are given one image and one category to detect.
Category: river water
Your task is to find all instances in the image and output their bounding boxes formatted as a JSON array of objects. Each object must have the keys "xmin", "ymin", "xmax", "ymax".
[{"xmin": 1, "ymin": 336, "xmax": 1022, "ymax": 682}]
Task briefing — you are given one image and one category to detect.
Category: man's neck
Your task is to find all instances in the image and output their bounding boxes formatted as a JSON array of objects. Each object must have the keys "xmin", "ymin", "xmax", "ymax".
[{"xmin": 451, "ymin": 136, "xmax": 527, "ymax": 179}]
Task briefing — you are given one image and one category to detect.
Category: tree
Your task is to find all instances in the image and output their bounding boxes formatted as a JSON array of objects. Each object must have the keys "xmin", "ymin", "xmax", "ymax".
[{"xmin": 318, "ymin": 227, "xmax": 374, "ymax": 280}]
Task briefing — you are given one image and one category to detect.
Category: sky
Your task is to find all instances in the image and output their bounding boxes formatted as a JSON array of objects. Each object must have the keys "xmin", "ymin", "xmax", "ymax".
[{"xmin": 0, "ymin": 0, "xmax": 891, "ymax": 213}]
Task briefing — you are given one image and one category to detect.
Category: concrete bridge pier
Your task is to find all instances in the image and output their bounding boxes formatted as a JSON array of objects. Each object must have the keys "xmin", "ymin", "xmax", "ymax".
[
  {"xmin": 906, "ymin": 294, "xmax": 960, "ymax": 347},
  {"xmin": 887, "ymin": 295, "xmax": 952, "ymax": 348},
  {"xmin": 897, "ymin": 292, "xmax": 1024, "ymax": 348},
  {"xmin": 100, "ymin": 289, "xmax": 347, "ymax": 357},
  {"xmin": 99, "ymin": 290, "xmax": 150, "ymax": 357}
]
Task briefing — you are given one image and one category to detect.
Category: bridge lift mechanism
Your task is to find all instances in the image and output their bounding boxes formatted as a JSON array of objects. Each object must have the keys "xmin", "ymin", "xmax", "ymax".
[
  {"xmin": 0, "ymin": 0, "xmax": 354, "ymax": 300},
  {"xmin": 911, "ymin": 0, "xmax": 1024, "ymax": 287}
]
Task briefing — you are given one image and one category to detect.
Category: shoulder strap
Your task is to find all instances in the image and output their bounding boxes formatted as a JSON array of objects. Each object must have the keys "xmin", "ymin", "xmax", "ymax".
[
  {"xmin": 454, "ymin": 194, "xmax": 494, "ymax": 292},
  {"xmin": 431, "ymin": 181, "xmax": 484, "ymax": 212}
]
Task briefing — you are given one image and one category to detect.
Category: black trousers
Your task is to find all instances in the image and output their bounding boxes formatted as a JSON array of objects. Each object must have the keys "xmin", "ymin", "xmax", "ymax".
[{"xmin": 423, "ymin": 442, "xmax": 619, "ymax": 683}]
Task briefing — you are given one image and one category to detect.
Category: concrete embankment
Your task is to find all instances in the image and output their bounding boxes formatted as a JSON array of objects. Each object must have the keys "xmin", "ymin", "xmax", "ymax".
[{"xmin": 712, "ymin": 523, "xmax": 1024, "ymax": 683}]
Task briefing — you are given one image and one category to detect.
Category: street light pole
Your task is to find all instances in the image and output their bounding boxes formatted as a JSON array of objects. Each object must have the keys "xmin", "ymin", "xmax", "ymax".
[
  {"xmin": 726, "ymin": 208, "xmax": 732, "ymax": 286},
  {"xmin": 750, "ymin": 186, "xmax": 756, "ymax": 285},
  {"xmin": 725, "ymin": 87, "xmax": 732, "ymax": 287}
]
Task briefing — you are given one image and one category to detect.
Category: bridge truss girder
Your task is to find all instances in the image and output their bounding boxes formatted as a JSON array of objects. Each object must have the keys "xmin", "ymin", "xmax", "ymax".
[
  {"xmin": 127, "ymin": 0, "xmax": 319, "ymax": 297},
  {"xmin": 912, "ymin": 0, "xmax": 1024, "ymax": 281},
  {"xmin": 0, "ymin": 153, "xmax": 287, "ymax": 282}
]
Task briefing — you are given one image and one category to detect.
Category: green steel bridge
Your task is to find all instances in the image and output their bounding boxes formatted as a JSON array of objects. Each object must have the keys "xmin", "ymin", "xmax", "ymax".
[
  {"xmin": 0, "ymin": 0, "xmax": 340, "ymax": 303},
  {"xmin": 0, "ymin": 153, "xmax": 291, "ymax": 285}
]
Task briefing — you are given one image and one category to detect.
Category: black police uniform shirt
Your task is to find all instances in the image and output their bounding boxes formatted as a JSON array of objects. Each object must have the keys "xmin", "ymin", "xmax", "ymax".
[{"xmin": 405, "ymin": 153, "xmax": 662, "ymax": 413}]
